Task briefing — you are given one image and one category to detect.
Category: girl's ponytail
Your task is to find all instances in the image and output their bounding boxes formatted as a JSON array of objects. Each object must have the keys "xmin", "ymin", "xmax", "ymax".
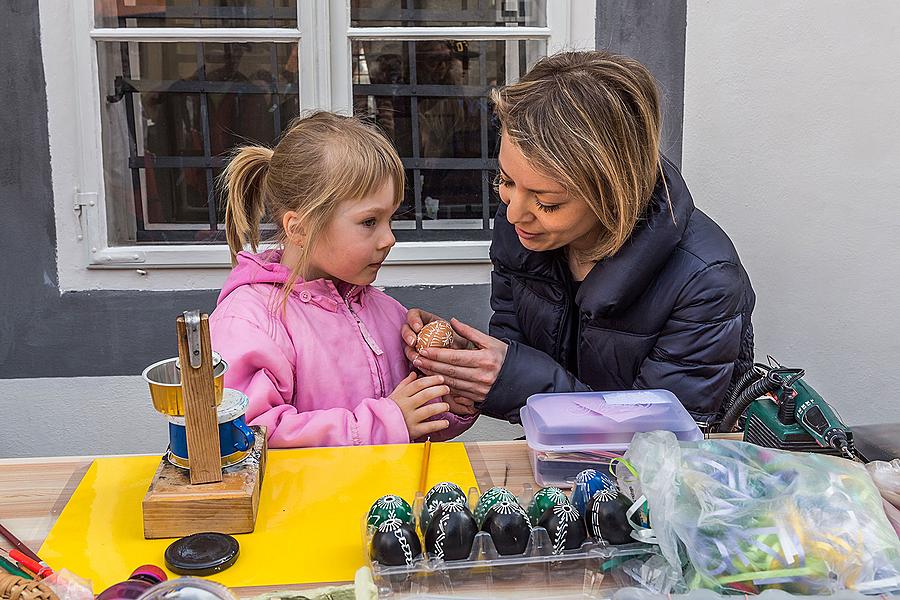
[{"xmin": 222, "ymin": 146, "xmax": 273, "ymax": 265}]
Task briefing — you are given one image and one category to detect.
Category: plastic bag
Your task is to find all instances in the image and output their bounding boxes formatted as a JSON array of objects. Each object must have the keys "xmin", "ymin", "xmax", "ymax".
[
  {"xmin": 621, "ymin": 431, "xmax": 900, "ymax": 595},
  {"xmin": 867, "ymin": 459, "xmax": 900, "ymax": 508}
]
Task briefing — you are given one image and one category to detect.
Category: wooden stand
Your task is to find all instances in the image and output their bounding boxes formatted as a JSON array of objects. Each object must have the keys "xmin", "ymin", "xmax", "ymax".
[
  {"xmin": 141, "ymin": 309, "xmax": 267, "ymax": 539},
  {"xmin": 142, "ymin": 426, "xmax": 267, "ymax": 539}
]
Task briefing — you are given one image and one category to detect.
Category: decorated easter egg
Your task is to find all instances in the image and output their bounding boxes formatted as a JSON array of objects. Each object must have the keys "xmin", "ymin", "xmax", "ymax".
[
  {"xmin": 367, "ymin": 494, "xmax": 414, "ymax": 529},
  {"xmin": 369, "ymin": 518, "xmax": 422, "ymax": 567},
  {"xmin": 424, "ymin": 502, "xmax": 478, "ymax": 562},
  {"xmin": 473, "ymin": 486, "xmax": 517, "ymax": 527},
  {"xmin": 526, "ymin": 486, "xmax": 569, "ymax": 526},
  {"xmin": 538, "ymin": 502, "xmax": 587, "ymax": 554},
  {"xmin": 584, "ymin": 486, "xmax": 633, "ymax": 545},
  {"xmin": 421, "ymin": 482, "xmax": 467, "ymax": 532},
  {"xmin": 572, "ymin": 469, "xmax": 616, "ymax": 516},
  {"xmin": 481, "ymin": 499, "xmax": 532, "ymax": 556},
  {"xmin": 416, "ymin": 320, "xmax": 454, "ymax": 352}
]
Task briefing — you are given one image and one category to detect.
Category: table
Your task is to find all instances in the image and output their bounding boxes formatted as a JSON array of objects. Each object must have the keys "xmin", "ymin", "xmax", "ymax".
[
  {"xmin": 2, "ymin": 426, "xmax": 896, "ymax": 597},
  {"xmin": 0, "ymin": 441, "xmax": 541, "ymax": 597}
]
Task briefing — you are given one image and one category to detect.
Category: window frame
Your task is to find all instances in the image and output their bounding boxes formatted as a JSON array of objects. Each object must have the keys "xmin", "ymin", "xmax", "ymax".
[{"xmin": 44, "ymin": 0, "xmax": 596, "ymax": 290}]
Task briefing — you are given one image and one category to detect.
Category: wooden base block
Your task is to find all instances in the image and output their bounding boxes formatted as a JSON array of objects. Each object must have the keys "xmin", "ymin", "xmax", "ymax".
[{"xmin": 142, "ymin": 426, "xmax": 267, "ymax": 539}]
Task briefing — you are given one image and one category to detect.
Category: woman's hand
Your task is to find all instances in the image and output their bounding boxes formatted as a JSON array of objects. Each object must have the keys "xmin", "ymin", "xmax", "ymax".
[
  {"xmin": 406, "ymin": 318, "xmax": 508, "ymax": 404},
  {"xmin": 402, "ymin": 309, "xmax": 473, "ymax": 351}
]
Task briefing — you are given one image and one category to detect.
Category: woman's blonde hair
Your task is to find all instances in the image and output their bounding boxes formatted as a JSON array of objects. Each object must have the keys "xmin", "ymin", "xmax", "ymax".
[
  {"xmin": 491, "ymin": 50, "xmax": 664, "ymax": 262},
  {"xmin": 221, "ymin": 111, "xmax": 405, "ymax": 294}
]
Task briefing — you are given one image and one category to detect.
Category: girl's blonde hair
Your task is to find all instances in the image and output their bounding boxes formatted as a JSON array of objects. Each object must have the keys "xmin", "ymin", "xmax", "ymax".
[
  {"xmin": 221, "ymin": 111, "xmax": 405, "ymax": 293},
  {"xmin": 491, "ymin": 50, "xmax": 664, "ymax": 262}
]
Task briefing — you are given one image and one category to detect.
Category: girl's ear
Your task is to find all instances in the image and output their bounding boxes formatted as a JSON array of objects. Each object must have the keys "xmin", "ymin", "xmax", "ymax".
[{"xmin": 282, "ymin": 211, "xmax": 306, "ymax": 247}]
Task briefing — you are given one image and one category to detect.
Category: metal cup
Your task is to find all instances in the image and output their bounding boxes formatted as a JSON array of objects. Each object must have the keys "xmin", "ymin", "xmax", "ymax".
[{"xmin": 143, "ymin": 353, "xmax": 228, "ymax": 416}]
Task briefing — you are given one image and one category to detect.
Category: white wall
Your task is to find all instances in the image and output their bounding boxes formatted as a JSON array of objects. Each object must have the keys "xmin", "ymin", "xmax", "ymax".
[
  {"xmin": 0, "ymin": 377, "xmax": 522, "ymax": 458},
  {"xmin": 682, "ymin": 0, "xmax": 900, "ymax": 425}
]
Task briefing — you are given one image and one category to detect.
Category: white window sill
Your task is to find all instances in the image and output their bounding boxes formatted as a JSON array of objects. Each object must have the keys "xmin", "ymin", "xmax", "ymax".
[{"xmin": 61, "ymin": 241, "xmax": 492, "ymax": 291}]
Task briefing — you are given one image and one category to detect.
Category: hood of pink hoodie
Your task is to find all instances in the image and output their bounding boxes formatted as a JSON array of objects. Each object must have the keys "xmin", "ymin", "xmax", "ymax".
[{"xmin": 218, "ymin": 250, "xmax": 363, "ymax": 305}]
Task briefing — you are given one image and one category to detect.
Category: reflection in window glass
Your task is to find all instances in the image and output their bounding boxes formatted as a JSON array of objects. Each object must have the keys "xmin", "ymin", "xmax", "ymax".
[
  {"xmin": 353, "ymin": 38, "xmax": 545, "ymax": 240},
  {"xmin": 97, "ymin": 41, "xmax": 299, "ymax": 244},
  {"xmin": 351, "ymin": 0, "xmax": 546, "ymax": 28},
  {"xmin": 94, "ymin": 0, "xmax": 298, "ymax": 28}
]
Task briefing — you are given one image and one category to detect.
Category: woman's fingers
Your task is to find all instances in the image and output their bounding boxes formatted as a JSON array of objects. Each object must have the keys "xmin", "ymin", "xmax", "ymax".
[
  {"xmin": 417, "ymin": 346, "xmax": 482, "ymax": 368},
  {"xmin": 449, "ymin": 318, "xmax": 495, "ymax": 348}
]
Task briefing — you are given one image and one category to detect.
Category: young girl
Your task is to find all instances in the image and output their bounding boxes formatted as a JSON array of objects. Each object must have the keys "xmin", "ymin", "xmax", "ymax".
[{"xmin": 210, "ymin": 111, "xmax": 476, "ymax": 448}]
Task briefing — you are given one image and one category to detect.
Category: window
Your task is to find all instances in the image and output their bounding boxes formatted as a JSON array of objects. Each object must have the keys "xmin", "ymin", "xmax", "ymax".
[{"xmin": 46, "ymin": 0, "xmax": 595, "ymax": 289}]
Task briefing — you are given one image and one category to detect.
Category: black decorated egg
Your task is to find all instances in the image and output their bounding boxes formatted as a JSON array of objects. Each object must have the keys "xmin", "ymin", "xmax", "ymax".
[
  {"xmin": 538, "ymin": 502, "xmax": 587, "ymax": 554},
  {"xmin": 527, "ymin": 486, "xmax": 569, "ymax": 526},
  {"xmin": 369, "ymin": 518, "xmax": 422, "ymax": 567},
  {"xmin": 424, "ymin": 502, "xmax": 478, "ymax": 561},
  {"xmin": 473, "ymin": 486, "xmax": 517, "ymax": 527},
  {"xmin": 584, "ymin": 487, "xmax": 633, "ymax": 545},
  {"xmin": 481, "ymin": 499, "xmax": 532, "ymax": 556},
  {"xmin": 420, "ymin": 497, "xmax": 466, "ymax": 535},
  {"xmin": 366, "ymin": 494, "xmax": 414, "ymax": 529}
]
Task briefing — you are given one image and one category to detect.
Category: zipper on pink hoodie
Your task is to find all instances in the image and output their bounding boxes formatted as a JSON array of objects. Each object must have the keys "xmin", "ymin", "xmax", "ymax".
[{"xmin": 343, "ymin": 285, "xmax": 385, "ymax": 398}]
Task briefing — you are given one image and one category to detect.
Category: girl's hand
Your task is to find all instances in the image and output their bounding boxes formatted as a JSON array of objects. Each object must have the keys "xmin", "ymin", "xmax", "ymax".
[
  {"xmin": 389, "ymin": 372, "xmax": 451, "ymax": 439},
  {"xmin": 402, "ymin": 309, "xmax": 473, "ymax": 351},
  {"xmin": 408, "ymin": 319, "xmax": 508, "ymax": 404}
]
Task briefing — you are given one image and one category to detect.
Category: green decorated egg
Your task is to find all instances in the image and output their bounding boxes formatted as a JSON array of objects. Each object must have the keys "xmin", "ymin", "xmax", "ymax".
[
  {"xmin": 424, "ymin": 482, "xmax": 466, "ymax": 514},
  {"xmin": 367, "ymin": 494, "xmax": 414, "ymax": 529},
  {"xmin": 526, "ymin": 486, "xmax": 570, "ymax": 526},
  {"xmin": 473, "ymin": 486, "xmax": 518, "ymax": 527}
]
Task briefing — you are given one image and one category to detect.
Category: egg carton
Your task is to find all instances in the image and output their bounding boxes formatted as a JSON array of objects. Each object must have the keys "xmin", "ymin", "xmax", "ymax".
[{"xmin": 363, "ymin": 485, "xmax": 661, "ymax": 598}]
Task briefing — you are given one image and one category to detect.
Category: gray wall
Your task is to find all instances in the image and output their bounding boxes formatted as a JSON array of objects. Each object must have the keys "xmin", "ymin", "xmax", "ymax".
[
  {"xmin": 596, "ymin": 0, "xmax": 687, "ymax": 165},
  {"xmin": 681, "ymin": 0, "xmax": 900, "ymax": 427}
]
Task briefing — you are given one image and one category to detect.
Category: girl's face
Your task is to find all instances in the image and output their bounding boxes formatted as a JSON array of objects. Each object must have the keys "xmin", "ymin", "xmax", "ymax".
[
  {"xmin": 304, "ymin": 179, "xmax": 397, "ymax": 286},
  {"xmin": 496, "ymin": 135, "xmax": 602, "ymax": 254}
]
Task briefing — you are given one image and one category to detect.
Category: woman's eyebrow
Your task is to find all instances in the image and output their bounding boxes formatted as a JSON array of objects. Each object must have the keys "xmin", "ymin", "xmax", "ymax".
[{"xmin": 498, "ymin": 159, "xmax": 564, "ymax": 196}]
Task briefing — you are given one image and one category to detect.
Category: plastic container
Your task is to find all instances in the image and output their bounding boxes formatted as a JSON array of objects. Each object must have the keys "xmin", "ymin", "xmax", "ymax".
[
  {"xmin": 520, "ymin": 390, "xmax": 703, "ymax": 487},
  {"xmin": 136, "ymin": 578, "xmax": 237, "ymax": 600},
  {"xmin": 363, "ymin": 485, "xmax": 666, "ymax": 598},
  {"xmin": 96, "ymin": 565, "xmax": 167, "ymax": 600}
]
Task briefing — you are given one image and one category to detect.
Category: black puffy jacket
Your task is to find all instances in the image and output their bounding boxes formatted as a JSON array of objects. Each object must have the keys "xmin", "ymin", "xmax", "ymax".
[{"xmin": 482, "ymin": 158, "xmax": 756, "ymax": 424}]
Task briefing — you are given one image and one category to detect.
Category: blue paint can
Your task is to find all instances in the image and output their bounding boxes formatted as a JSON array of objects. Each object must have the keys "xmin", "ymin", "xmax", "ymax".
[{"xmin": 166, "ymin": 388, "xmax": 254, "ymax": 470}]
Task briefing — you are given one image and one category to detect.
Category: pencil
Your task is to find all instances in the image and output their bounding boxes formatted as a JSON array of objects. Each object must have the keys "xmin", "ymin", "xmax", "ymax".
[
  {"xmin": 0, "ymin": 555, "xmax": 31, "ymax": 580},
  {"xmin": 418, "ymin": 437, "xmax": 432, "ymax": 495},
  {"xmin": 0, "ymin": 523, "xmax": 41, "ymax": 564}
]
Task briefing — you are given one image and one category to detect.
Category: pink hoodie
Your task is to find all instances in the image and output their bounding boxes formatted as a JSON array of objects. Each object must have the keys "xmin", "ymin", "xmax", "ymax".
[{"xmin": 210, "ymin": 251, "xmax": 476, "ymax": 448}]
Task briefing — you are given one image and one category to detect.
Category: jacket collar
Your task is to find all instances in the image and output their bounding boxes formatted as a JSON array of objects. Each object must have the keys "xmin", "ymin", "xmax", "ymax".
[{"xmin": 577, "ymin": 158, "xmax": 694, "ymax": 318}]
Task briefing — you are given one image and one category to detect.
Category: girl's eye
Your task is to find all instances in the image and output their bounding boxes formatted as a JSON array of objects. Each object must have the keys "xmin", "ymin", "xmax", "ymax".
[
  {"xmin": 534, "ymin": 199, "xmax": 561, "ymax": 213},
  {"xmin": 362, "ymin": 218, "xmax": 377, "ymax": 227}
]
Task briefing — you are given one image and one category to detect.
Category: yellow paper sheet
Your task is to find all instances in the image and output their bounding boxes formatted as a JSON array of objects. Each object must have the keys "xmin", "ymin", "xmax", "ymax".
[{"xmin": 39, "ymin": 443, "xmax": 478, "ymax": 591}]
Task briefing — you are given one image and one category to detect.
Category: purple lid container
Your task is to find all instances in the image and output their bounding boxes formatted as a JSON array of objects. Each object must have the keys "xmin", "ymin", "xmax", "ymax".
[{"xmin": 520, "ymin": 390, "xmax": 702, "ymax": 452}]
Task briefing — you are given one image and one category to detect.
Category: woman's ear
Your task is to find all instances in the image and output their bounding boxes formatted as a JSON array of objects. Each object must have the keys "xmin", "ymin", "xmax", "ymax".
[{"xmin": 282, "ymin": 211, "xmax": 305, "ymax": 247}]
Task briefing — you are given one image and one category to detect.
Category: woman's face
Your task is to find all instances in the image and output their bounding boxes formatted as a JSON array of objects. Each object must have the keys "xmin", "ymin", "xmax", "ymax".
[{"xmin": 496, "ymin": 135, "xmax": 601, "ymax": 254}]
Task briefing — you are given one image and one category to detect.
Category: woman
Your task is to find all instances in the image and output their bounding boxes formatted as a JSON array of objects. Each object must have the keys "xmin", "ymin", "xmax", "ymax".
[{"xmin": 403, "ymin": 51, "xmax": 756, "ymax": 427}]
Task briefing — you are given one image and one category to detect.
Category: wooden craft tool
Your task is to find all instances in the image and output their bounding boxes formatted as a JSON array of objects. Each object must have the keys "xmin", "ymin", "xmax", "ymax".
[
  {"xmin": 141, "ymin": 310, "xmax": 267, "ymax": 539},
  {"xmin": 418, "ymin": 438, "xmax": 432, "ymax": 495}
]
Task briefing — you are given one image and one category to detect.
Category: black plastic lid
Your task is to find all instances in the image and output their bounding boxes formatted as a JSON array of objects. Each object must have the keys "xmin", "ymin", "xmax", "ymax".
[{"xmin": 164, "ymin": 533, "xmax": 240, "ymax": 576}]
